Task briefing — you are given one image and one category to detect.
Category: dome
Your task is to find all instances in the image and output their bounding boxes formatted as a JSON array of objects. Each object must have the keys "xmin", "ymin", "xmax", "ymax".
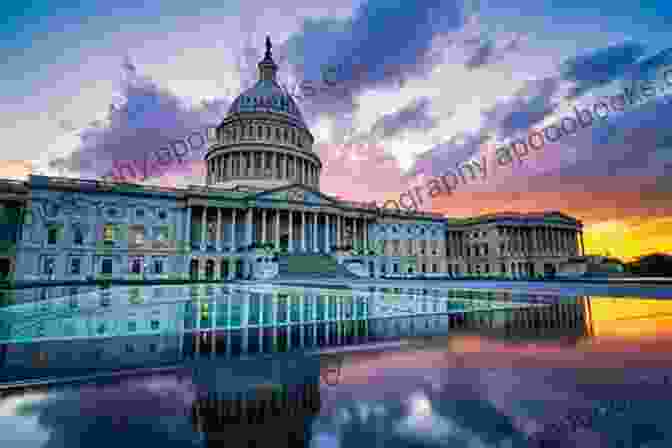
[
  {"xmin": 205, "ymin": 36, "xmax": 320, "ymax": 192},
  {"xmin": 227, "ymin": 79, "xmax": 306, "ymax": 127},
  {"xmin": 226, "ymin": 36, "xmax": 307, "ymax": 128}
]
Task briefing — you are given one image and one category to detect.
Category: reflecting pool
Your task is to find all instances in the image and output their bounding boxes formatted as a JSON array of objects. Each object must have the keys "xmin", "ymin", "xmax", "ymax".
[{"xmin": 1, "ymin": 284, "xmax": 672, "ymax": 447}]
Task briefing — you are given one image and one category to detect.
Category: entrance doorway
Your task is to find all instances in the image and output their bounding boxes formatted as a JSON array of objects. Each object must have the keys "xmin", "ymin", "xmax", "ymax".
[
  {"xmin": 205, "ymin": 260, "xmax": 215, "ymax": 280},
  {"xmin": 0, "ymin": 259, "xmax": 10, "ymax": 280},
  {"xmin": 280, "ymin": 234, "xmax": 289, "ymax": 251},
  {"xmin": 190, "ymin": 259, "xmax": 199, "ymax": 280},
  {"xmin": 543, "ymin": 263, "xmax": 556, "ymax": 277}
]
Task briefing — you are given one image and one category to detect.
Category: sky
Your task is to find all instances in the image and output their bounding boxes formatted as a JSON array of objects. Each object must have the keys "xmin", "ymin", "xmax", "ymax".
[{"xmin": 2, "ymin": 0, "xmax": 672, "ymax": 261}]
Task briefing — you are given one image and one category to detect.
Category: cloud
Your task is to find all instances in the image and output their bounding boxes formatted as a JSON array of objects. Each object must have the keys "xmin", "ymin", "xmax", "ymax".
[
  {"xmin": 407, "ymin": 131, "xmax": 489, "ymax": 179},
  {"xmin": 281, "ymin": 0, "xmax": 466, "ymax": 96},
  {"xmin": 464, "ymin": 34, "xmax": 524, "ymax": 70},
  {"xmin": 367, "ymin": 97, "xmax": 440, "ymax": 141},
  {"xmin": 561, "ymin": 41, "xmax": 647, "ymax": 98},
  {"xmin": 45, "ymin": 59, "xmax": 231, "ymax": 182},
  {"xmin": 482, "ymin": 76, "xmax": 562, "ymax": 139}
]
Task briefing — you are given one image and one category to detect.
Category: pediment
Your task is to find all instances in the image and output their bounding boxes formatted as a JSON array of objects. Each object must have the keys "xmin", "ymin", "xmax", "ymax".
[{"xmin": 254, "ymin": 185, "xmax": 340, "ymax": 207}]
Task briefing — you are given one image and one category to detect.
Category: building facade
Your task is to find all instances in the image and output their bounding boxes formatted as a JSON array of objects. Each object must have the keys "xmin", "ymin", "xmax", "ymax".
[{"xmin": 6, "ymin": 38, "xmax": 584, "ymax": 283}]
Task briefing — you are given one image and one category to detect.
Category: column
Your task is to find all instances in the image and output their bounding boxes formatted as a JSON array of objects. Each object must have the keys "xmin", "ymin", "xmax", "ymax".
[
  {"xmin": 200, "ymin": 207, "xmax": 207, "ymax": 251},
  {"xmin": 185, "ymin": 206, "xmax": 192, "ymax": 251},
  {"xmin": 261, "ymin": 209, "xmax": 267, "ymax": 244},
  {"xmin": 246, "ymin": 208, "xmax": 253, "ymax": 247},
  {"xmin": 354, "ymin": 218, "xmax": 359, "ymax": 250},
  {"xmin": 325, "ymin": 215, "xmax": 330, "ymax": 253},
  {"xmin": 288, "ymin": 211, "xmax": 294, "ymax": 252},
  {"xmin": 275, "ymin": 210, "xmax": 281, "ymax": 250},
  {"xmin": 278, "ymin": 153, "xmax": 283, "ymax": 179},
  {"xmin": 285, "ymin": 155, "xmax": 290, "ymax": 182},
  {"xmin": 336, "ymin": 215, "xmax": 341, "ymax": 248},
  {"xmin": 216, "ymin": 208, "xmax": 222, "ymax": 251},
  {"xmin": 231, "ymin": 209, "xmax": 237, "ymax": 251},
  {"xmin": 301, "ymin": 212, "xmax": 307, "ymax": 251},
  {"xmin": 271, "ymin": 152, "xmax": 276, "ymax": 179},
  {"xmin": 313, "ymin": 212, "xmax": 318, "ymax": 253},
  {"xmin": 580, "ymin": 231, "xmax": 585, "ymax": 256},
  {"xmin": 364, "ymin": 218, "xmax": 368, "ymax": 251}
]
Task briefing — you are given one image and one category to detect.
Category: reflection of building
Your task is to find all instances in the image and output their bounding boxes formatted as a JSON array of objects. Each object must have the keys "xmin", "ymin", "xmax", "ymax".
[
  {"xmin": 6, "ymin": 38, "xmax": 583, "ymax": 283},
  {"xmin": 586, "ymin": 297, "xmax": 672, "ymax": 339},
  {"xmin": 191, "ymin": 381, "xmax": 321, "ymax": 447},
  {"xmin": 0, "ymin": 284, "xmax": 593, "ymax": 383}
]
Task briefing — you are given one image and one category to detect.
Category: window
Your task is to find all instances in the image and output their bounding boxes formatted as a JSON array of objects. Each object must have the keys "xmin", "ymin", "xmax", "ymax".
[
  {"xmin": 125, "ymin": 344, "xmax": 134, "ymax": 353},
  {"xmin": 48, "ymin": 226, "xmax": 59, "ymax": 244},
  {"xmin": 158, "ymin": 210, "xmax": 167, "ymax": 220},
  {"xmin": 73, "ymin": 227, "xmax": 84, "ymax": 245},
  {"xmin": 102, "ymin": 259, "xmax": 113, "ymax": 275},
  {"xmin": 432, "ymin": 264, "xmax": 438, "ymax": 273},
  {"xmin": 43, "ymin": 257, "xmax": 55, "ymax": 275},
  {"xmin": 128, "ymin": 321, "xmax": 137, "ymax": 332},
  {"xmin": 107, "ymin": 208, "xmax": 118, "ymax": 218},
  {"xmin": 131, "ymin": 259, "xmax": 142, "ymax": 274},
  {"xmin": 154, "ymin": 259, "xmax": 163, "ymax": 274},
  {"xmin": 136, "ymin": 208, "xmax": 145, "ymax": 219},
  {"xmin": 70, "ymin": 258, "xmax": 81, "ymax": 275},
  {"xmin": 149, "ymin": 343, "xmax": 157, "ymax": 353},
  {"xmin": 103, "ymin": 225, "xmax": 115, "ymax": 242},
  {"xmin": 150, "ymin": 320, "xmax": 160, "ymax": 331}
]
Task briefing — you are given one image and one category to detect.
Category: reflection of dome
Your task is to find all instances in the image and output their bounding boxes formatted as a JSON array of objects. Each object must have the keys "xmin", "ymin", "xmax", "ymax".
[
  {"xmin": 205, "ymin": 36, "xmax": 320, "ymax": 192},
  {"xmin": 192, "ymin": 382, "xmax": 321, "ymax": 447}
]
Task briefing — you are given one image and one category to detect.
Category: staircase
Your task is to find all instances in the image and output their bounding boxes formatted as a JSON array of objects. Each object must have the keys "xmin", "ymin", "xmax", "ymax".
[{"xmin": 276, "ymin": 253, "xmax": 360, "ymax": 280}]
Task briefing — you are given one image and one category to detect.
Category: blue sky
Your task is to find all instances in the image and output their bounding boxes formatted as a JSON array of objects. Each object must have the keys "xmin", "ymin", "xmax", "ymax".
[{"xmin": 2, "ymin": 0, "xmax": 672, "ymax": 258}]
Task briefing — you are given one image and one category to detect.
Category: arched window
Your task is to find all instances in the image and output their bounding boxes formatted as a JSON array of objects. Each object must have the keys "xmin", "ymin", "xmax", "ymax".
[
  {"xmin": 276, "ymin": 128, "xmax": 281, "ymax": 140},
  {"xmin": 284, "ymin": 128, "xmax": 289, "ymax": 142},
  {"xmin": 266, "ymin": 126, "xmax": 271, "ymax": 139},
  {"xmin": 258, "ymin": 125, "xmax": 263, "ymax": 139},
  {"xmin": 291, "ymin": 129, "xmax": 296, "ymax": 145}
]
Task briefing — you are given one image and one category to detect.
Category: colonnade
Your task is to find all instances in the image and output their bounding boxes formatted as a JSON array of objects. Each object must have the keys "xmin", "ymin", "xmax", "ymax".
[
  {"xmin": 498, "ymin": 226, "xmax": 581, "ymax": 256},
  {"xmin": 206, "ymin": 150, "xmax": 320, "ymax": 189},
  {"xmin": 187, "ymin": 206, "xmax": 370, "ymax": 253},
  {"xmin": 192, "ymin": 382, "xmax": 321, "ymax": 431},
  {"xmin": 446, "ymin": 226, "xmax": 582, "ymax": 259}
]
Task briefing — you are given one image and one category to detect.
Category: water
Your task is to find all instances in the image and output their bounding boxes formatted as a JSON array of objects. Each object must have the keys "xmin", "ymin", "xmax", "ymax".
[{"xmin": 1, "ymin": 283, "xmax": 672, "ymax": 447}]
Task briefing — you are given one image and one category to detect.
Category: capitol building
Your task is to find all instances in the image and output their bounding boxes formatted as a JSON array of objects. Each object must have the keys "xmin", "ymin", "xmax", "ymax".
[{"xmin": 0, "ymin": 38, "xmax": 584, "ymax": 283}]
